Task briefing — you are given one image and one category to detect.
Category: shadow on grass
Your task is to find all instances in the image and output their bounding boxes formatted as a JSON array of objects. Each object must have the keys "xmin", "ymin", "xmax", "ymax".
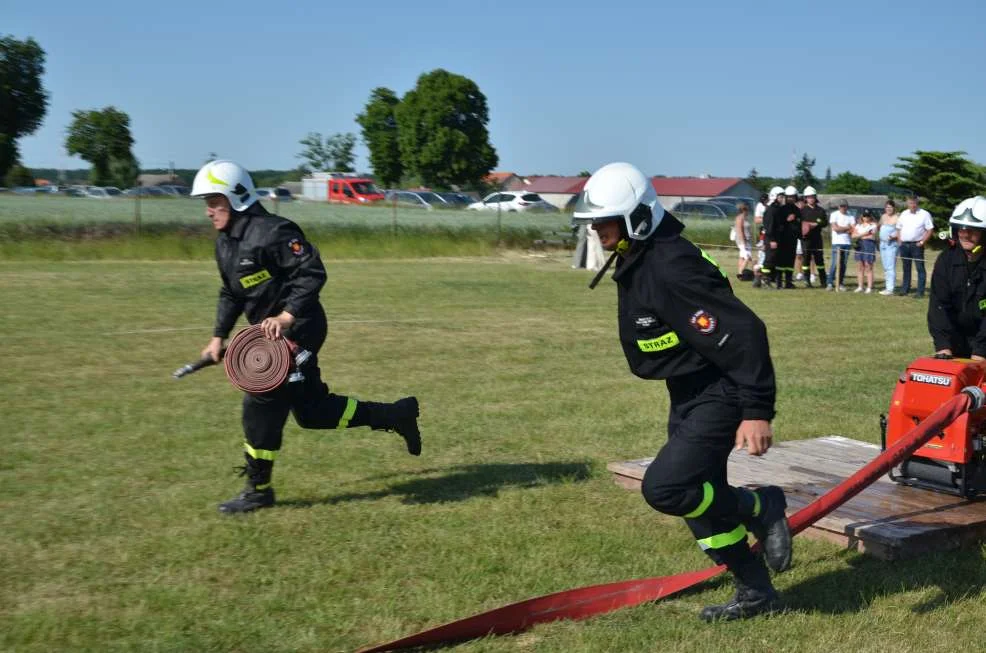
[
  {"xmin": 279, "ymin": 461, "xmax": 595, "ymax": 507},
  {"xmin": 784, "ymin": 546, "xmax": 986, "ymax": 614}
]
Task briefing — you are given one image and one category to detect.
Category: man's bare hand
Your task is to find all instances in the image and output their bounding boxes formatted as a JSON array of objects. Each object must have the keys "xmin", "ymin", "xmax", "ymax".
[
  {"xmin": 201, "ymin": 337, "xmax": 225, "ymax": 362},
  {"xmin": 735, "ymin": 419, "xmax": 773, "ymax": 456},
  {"xmin": 261, "ymin": 311, "xmax": 296, "ymax": 340}
]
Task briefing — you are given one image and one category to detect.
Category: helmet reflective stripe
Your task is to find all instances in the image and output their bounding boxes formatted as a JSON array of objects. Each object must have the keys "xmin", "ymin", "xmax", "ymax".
[
  {"xmin": 191, "ymin": 159, "xmax": 258, "ymax": 211},
  {"xmin": 950, "ymin": 196, "xmax": 986, "ymax": 230},
  {"xmin": 207, "ymin": 169, "xmax": 228, "ymax": 186},
  {"xmin": 572, "ymin": 162, "xmax": 665, "ymax": 240}
]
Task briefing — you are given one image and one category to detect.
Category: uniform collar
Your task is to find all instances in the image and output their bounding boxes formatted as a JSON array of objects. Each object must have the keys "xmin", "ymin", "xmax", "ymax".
[
  {"xmin": 612, "ymin": 213, "xmax": 685, "ymax": 283},
  {"xmin": 225, "ymin": 202, "xmax": 270, "ymax": 240}
]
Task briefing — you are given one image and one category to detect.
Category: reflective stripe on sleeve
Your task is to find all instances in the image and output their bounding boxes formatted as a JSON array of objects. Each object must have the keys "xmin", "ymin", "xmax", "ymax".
[{"xmin": 637, "ymin": 332, "xmax": 679, "ymax": 352}]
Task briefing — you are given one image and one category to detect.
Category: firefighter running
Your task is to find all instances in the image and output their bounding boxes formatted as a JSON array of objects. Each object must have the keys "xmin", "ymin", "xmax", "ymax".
[
  {"xmin": 191, "ymin": 160, "xmax": 422, "ymax": 514},
  {"xmin": 574, "ymin": 162, "xmax": 793, "ymax": 621}
]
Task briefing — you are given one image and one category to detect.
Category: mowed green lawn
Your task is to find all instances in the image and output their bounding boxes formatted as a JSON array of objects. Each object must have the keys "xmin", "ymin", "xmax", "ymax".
[{"xmin": 2, "ymin": 249, "xmax": 984, "ymax": 653}]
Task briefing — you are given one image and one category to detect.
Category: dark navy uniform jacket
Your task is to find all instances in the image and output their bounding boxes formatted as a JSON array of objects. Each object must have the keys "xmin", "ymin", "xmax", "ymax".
[
  {"xmin": 929, "ymin": 243, "xmax": 986, "ymax": 358},
  {"xmin": 212, "ymin": 203, "xmax": 327, "ymax": 351},
  {"xmin": 612, "ymin": 214, "xmax": 777, "ymax": 421}
]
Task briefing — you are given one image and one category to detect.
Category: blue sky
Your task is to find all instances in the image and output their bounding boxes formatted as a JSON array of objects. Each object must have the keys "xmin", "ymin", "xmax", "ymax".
[{"xmin": 5, "ymin": 0, "xmax": 985, "ymax": 180}]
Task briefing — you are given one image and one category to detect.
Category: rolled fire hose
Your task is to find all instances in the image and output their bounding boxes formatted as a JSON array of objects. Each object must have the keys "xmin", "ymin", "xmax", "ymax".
[
  {"xmin": 357, "ymin": 389, "xmax": 980, "ymax": 652},
  {"xmin": 223, "ymin": 325, "xmax": 294, "ymax": 394}
]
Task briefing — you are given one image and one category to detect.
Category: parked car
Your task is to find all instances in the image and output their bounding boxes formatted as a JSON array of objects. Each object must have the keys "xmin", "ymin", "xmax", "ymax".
[
  {"xmin": 123, "ymin": 186, "xmax": 169, "ymax": 197},
  {"xmin": 670, "ymin": 200, "xmax": 731, "ymax": 219},
  {"xmin": 256, "ymin": 186, "xmax": 293, "ymax": 203},
  {"xmin": 467, "ymin": 191, "xmax": 557, "ymax": 212},
  {"xmin": 85, "ymin": 186, "xmax": 123, "ymax": 199},
  {"xmin": 327, "ymin": 177, "xmax": 385, "ymax": 204},
  {"xmin": 158, "ymin": 184, "xmax": 190, "ymax": 196},
  {"xmin": 385, "ymin": 190, "xmax": 443, "ymax": 210},
  {"xmin": 704, "ymin": 196, "xmax": 757, "ymax": 215},
  {"xmin": 437, "ymin": 191, "xmax": 474, "ymax": 207}
]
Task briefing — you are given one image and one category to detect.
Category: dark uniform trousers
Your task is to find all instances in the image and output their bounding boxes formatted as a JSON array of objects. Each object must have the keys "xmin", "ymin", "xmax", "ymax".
[
  {"xmin": 801, "ymin": 232, "xmax": 826, "ymax": 279},
  {"xmin": 640, "ymin": 372, "xmax": 756, "ymax": 567}
]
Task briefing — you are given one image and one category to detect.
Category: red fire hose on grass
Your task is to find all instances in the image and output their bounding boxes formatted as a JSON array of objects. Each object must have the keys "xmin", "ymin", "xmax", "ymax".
[{"xmin": 357, "ymin": 389, "xmax": 981, "ymax": 652}]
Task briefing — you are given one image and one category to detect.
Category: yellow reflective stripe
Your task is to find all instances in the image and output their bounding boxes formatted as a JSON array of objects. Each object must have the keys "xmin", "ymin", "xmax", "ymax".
[
  {"xmin": 752, "ymin": 491, "xmax": 761, "ymax": 518},
  {"xmin": 979, "ymin": 298, "xmax": 986, "ymax": 311},
  {"xmin": 244, "ymin": 442, "xmax": 277, "ymax": 461},
  {"xmin": 637, "ymin": 331, "xmax": 680, "ymax": 352},
  {"xmin": 337, "ymin": 397, "xmax": 358, "ymax": 429},
  {"xmin": 699, "ymin": 248, "xmax": 726, "ymax": 278},
  {"xmin": 239, "ymin": 269, "xmax": 272, "ymax": 288},
  {"xmin": 684, "ymin": 482, "xmax": 714, "ymax": 518},
  {"xmin": 255, "ymin": 482, "xmax": 272, "ymax": 491},
  {"xmin": 697, "ymin": 524, "xmax": 747, "ymax": 550},
  {"xmin": 207, "ymin": 169, "xmax": 228, "ymax": 186}
]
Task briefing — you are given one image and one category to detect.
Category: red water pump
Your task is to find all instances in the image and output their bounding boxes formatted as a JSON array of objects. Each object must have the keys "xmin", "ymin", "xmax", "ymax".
[{"xmin": 882, "ymin": 356, "xmax": 986, "ymax": 497}]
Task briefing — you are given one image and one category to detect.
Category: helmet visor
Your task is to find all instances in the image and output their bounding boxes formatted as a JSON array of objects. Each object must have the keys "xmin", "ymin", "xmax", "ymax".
[{"xmin": 572, "ymin": 190, "xmax": 625, "ymax": 224}]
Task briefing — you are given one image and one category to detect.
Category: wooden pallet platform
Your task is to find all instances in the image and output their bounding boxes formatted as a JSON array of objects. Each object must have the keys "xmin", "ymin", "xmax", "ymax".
[{"xmin": 607, "ymin": 436, "xmax": 986, "ymax": 560}]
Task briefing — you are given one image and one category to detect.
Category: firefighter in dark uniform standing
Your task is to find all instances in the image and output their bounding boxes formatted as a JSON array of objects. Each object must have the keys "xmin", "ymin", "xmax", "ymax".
[
  {"xmin": 799, "ymin": 186, "xmax": 828, "ymax": 288},
  {"xmin": 929, "ymin": 196, "xmax": 986, "ymax": 360},
  {"xmin": 768, "ymin": 186, "xmax": 802, "ymax": 289},
  {"xmin": 574, "ymin": 162, "xmax": 792, "ymax": 621},
  {"xmin": 191, "ymin": 160, "xmax": 421, "ymax": 514},
  {"xmin": 759, "ymin": 186, "xmax": 784, "ymax": 288}
]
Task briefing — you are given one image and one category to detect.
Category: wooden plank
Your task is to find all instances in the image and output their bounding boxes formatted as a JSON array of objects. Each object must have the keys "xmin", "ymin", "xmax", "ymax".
[{"xmin": 607, "ymin": 436, "xmax": 986, "ymax": 560}]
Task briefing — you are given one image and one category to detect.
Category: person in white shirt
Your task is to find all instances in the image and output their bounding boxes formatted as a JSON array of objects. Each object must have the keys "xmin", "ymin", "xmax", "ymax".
[
  {"xmin": 827, "ymin": 200, "xmax": 856, "ymax": 291},
  {"xmin": 896, "ymin": 196, "xmax": 935, "ymax": 298}
]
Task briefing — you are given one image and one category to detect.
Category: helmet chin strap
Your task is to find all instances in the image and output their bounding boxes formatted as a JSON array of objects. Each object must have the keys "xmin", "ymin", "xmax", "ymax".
[{"xmin": 588, "ymin": 227, "xmax": 638, "ymax": 289}]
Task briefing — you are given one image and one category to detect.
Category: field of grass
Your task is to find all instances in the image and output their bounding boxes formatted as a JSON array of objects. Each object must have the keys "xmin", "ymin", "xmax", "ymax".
[{"xmin": 3, "ymin": 247, "xmax": 982, "ymax": 653}]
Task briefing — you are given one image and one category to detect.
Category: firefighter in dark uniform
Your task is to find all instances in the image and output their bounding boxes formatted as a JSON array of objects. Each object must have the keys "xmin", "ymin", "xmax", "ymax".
[
  {"xmin": 574, "ymin": 162, "xmax": 793, "ymax": 621},
  {"xmin": 799, "ymin": 186, "xmax": 828, "ymax": 288},
  {"xmin": 759, "ymin": 186, "xmax": 784, "ymax": 288},
  {"xmin": 190, "ymin": 160, "xmax": 421, "ymax": 514},
  {"xmin": 768, "ymin": 186, "xmax": 802, "ymax": 289},
  {"xmin": 929, "ymin": 196, "xmax": 986, "ymax": 360}
]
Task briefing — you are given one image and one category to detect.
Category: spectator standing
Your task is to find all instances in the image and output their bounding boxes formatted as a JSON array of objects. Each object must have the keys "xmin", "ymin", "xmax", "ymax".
[
  {"xmin": 827, "ymin": 200, "xmax": 855, "ymax": 291},
  {"xmin": 878, "ymin": 200, "xmax": 901, "ymax": 295},
  {"xmin": 852, "ymin": 210, "xmax": 877, "ymax": 293},
  {"xmin": 897, "ymin": 196, "xmax": 935, "ymax": 298},
  {"xmin": 733, "ymin": 202, "xmax": 752, "ymax": 278}
]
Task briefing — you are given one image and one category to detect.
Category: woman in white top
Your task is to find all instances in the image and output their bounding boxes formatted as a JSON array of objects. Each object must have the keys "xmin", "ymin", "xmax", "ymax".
[
  {"xmin": 733, "ymin": 202, "xmax": 753, "ymax": 278},
  {"xmin": 852, "ymin": 210, "xmax": 878, "ymax": 293}
]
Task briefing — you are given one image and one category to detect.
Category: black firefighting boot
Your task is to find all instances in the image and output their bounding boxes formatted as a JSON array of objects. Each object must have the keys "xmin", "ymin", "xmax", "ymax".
[
  {"xmin": 736, "ymin": 485, "xmax": 792, "ymax": 572},
  {"xmin": 218, "ymin": 455, "xmax": 275, "ymax": 514},
  {"xmin": 700, "ymin": 555, "xmax": 781, "ymax": 622},
  {"xmin": 818, "ymin": 269, "xmax": 828, "ymax": 289},
  {"xmin": 362, "ymin": 397, "xmax": 421, "ymax": 455},
  {"xmin": 803, "ymin": 269, "xmax": 813, "ymax": 288},
  {"xmin": 784, "ymin": 271, "xmax": 796, "ymax": 289}
]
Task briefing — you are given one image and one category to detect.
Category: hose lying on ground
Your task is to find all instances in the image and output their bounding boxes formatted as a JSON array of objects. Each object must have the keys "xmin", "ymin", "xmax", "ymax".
[{"xmin": 357, "ymin": 390, "xmax": 977, "ymax": 653}]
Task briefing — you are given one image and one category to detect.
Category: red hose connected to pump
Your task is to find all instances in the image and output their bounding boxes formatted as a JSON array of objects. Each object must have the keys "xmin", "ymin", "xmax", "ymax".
[
  {"xmin": 223, "ymin": 325, "xmax": 292, "ymax": 394},
  {"xmin": 357, "ymin": 391, "xmax": 975, "ymax": 652}
]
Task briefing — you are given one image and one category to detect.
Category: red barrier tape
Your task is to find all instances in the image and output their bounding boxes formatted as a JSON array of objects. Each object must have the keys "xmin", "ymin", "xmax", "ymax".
[{"xmin": 357, "ymin": 392, "xmax": 972, "ymax": 652}]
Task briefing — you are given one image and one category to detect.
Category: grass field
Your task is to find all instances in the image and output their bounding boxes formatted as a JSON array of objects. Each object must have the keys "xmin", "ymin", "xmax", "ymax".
[{"xmin": 3, "ymin": 246, "xmax": 983, "ymax": 653}]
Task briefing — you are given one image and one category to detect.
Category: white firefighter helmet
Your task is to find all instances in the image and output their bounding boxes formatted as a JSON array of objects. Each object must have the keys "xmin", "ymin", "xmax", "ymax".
[
  {"xmin": 573, "ymin": 162, "xmax": 665, "ymax": 240},
  {"xmin": 784, "ymin": 185, "xmax": 798, "ymax": 196},
  {"xmin": 950, "ymin": 196, "xmax": 986, "ymax": 230},
  {"xmin": 768, "ymin": 186, "xmax": 784, "ymax": 202},
  {"xmin": 803, "ymin": 185, "xmax": 817, "ymax": 197},
  {"xmin": 190, "ymin": 159, "xmax": 258, "ymax": 211}
]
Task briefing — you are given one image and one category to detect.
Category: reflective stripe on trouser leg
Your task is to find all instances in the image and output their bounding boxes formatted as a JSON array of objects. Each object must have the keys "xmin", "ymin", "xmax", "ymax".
[
  {"xmin": 697, "ymin": 524, "xmax": 748, "ymax": 551},
  {"xmin": 683, "ymin": 482, "xmax": 714, "ymax": 518},
  {"xmin": 244, "ymin": 442, "xmax": 277, "ymax": 461},
  {"xmin": 337, "ymin": 397, "xmax": 358, "ymax": 428}
]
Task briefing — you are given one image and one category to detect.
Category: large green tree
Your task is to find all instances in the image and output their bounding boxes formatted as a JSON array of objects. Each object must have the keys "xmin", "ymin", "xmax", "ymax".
[
  {"xmin": 793, "ymin": 153, "xmax": 817, "ymax": 190},
  {"xmin": 0, "ymin": 35, "xmax": 49, "ymax": 180},
  {"xmin": 395, "ymin": 69, "xmax": 497, "ymax": 189},
  {"xmin": 65, "ymin": 106, "xmax": 137, "ymax": 186},
  {"xmin": 885, "ymin": 151, "xmax": 986, "ymax": 228},
  {"xmin": 297, "ymin": 132, "xmax": 356, "ymax": 172},
  {"xmin": 356, "ymin": 87, "xmax": 403, "ymax": 187},
  {"xmin": 825, "ymin": 171, "xmax": 871, "ymax": 195}
]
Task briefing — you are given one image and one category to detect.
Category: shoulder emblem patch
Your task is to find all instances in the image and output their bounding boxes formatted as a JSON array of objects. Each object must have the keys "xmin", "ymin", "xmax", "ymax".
[
  {"xmin": 689, "ymin": 309, "xmax": 717, "ymax": 335},
  {"xmin": 287, "ymin": 238, "xmax": 305, "ymax": 257}
]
